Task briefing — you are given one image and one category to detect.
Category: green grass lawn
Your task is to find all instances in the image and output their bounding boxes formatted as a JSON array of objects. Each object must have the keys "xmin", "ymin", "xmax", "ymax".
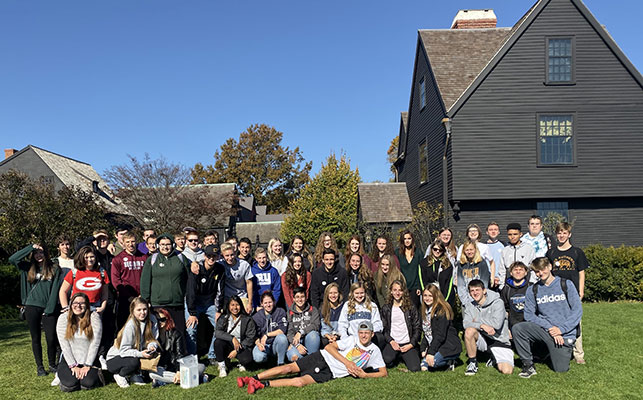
[{"xmin": 1, "ymin": 302, "xmax": 641, "ymax": 400}]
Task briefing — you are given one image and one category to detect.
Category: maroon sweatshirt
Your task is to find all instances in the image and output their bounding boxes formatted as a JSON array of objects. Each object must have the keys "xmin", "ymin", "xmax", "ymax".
[{"xmin": 111, "ymin": 249, "xmax": 147, "ymax": 300}]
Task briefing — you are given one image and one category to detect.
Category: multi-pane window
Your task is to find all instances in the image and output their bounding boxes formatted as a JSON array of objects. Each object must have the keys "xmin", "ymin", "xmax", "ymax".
[
  {"xmin": 419, "ymin": 77, "xmax": 426, "ymax": 109},
  {"xmin": 538, "ymin": 115, "xmax": 574, "ymax": 165},
  {"xmin": 418, "ymin": 139, "xmax": 428, "ymax": 184},
  {"xmin": 547, "ymin": 38, "xmax": 573, "ymax": 83},
  {"xmin": 537, "ymin": 201, "xmax": 569, "ymax": 221}
]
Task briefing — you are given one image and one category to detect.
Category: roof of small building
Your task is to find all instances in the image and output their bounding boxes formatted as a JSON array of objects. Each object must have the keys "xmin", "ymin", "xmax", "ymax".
[
  {"xmin": 358, "ymin": 182, "xmax": 412, "ymax": 224},
  {"xmin": 235, "ymin": 221, "xmax": 284, "ymax": 244}
]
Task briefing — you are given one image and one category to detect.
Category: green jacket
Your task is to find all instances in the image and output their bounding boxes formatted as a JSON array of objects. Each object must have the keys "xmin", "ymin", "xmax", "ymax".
[
  {"xmin": 9, "ymin": 245, "xmax": 61, "ymax": 315},
  {"xmin": 140, "ymin": 251, "xmax": 189, "ymax": 307}
]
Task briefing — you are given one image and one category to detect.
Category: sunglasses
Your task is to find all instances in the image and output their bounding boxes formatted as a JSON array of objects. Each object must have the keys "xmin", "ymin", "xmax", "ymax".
[
  {"xmin": 432, "ymin": 248, "xmax": 443, "ymax": 252},
  {"xmin": 187, "ymin": 239, "xmax": 199, "ymax": 243},
  {"xmin": 157, "ymin": 317, "xmax": 167, "ymax": 322}
]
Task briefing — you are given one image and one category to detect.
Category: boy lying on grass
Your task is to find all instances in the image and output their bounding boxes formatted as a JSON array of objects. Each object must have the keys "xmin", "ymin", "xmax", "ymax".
[{"xmin": 238, "ymin": 321, "xmax": 387, "ymax": 394}]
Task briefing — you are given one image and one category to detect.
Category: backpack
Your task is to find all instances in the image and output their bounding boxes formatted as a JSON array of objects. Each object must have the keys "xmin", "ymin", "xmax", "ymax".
[{"xmin": 532, "ymin": 278, "xmax": 580, "ymax": 337}]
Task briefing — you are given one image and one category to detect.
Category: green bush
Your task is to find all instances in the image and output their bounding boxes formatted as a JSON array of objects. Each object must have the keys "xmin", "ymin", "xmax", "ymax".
[
  {"xmin": 0, "ymin": 264, "xmax": 20, "ymax": 307},
  {"xmin": 583, "ymin": 245, "xmax": 643, "ymax": 302}
]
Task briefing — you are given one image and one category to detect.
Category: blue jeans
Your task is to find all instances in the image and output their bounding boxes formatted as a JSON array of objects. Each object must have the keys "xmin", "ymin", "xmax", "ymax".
[
  {"xmin": 184, "ymin": 302, "xmax": 217, "ymax": 359},
  {"xmin": 286, "ymin": 331, "xmax": 321, "ymax": 361},
  {"xmin": 252, "ymin": 334, "xmax": 288, "ymax": 365},
  {"xmin": 422, "ymin": 351, "xmax": 459, "ymax": 370}
]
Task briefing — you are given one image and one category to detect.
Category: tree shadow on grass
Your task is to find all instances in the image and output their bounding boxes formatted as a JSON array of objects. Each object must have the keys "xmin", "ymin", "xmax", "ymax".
[{"xmin": 0, "ymin": 320, "xmax": 30, "ymax": 348}]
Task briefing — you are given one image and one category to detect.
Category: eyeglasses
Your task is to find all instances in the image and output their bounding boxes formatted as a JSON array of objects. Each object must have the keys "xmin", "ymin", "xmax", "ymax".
[{"xmin": 71, "ymin": 302, "xmax": 87, "ymax": 308}]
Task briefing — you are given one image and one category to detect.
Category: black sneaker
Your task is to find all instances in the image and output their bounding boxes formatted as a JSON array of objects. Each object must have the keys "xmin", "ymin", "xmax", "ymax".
[
  {"xmin": 465, "ymin": 361, "xmax": 478, "ymax": 376},
  {"xmin": 37, "ymin": 366, "xmax": 48, "ymax": 376},
  {"xmin": 447, "ymin": 359, "xmax": 456, "ymax": 371},
  {"xmin": 519, "ymin": 365, "xmax": 537, "ymax": 379}
]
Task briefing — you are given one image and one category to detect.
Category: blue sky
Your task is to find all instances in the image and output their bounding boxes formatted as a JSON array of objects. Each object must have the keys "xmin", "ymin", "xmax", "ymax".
[{"xmin": 1, "ymin": 0, "xmax": 641, "ymax": 185}]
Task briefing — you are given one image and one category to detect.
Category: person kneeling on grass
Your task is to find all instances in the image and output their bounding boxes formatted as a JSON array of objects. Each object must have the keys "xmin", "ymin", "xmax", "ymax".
[
  {"xmin": 237, "ymin": 321, "xmax": 387, "ymax": 394},
  {"xmin": 513, "ymin": 257, "xmax": 582, "ymax": 378},
  {"xmin": 463, "ymin": 279, "xmax": 514, "ymax": 376}
]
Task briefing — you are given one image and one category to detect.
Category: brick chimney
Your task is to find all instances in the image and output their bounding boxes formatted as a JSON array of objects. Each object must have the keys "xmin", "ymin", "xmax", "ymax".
[
  {"xmin": 4, "ymin": 148, "xmax": 17, "ymax": 159},
  {"xmin": 451, "ymin": 9, "xmax": 497, "ymax": 29}
]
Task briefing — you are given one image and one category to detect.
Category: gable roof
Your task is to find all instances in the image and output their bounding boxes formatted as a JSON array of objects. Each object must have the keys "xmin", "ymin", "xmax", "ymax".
[
  {"xmin": 419, "ymin": 27, "xmax": 512, "ymax": 112},
  {"xmin": 440, "ymin": 0, "xmax": 643, "ymax": 116},
  {"xmin": 358, "ymin": 183, "xmax": 412, "ymax": 224},
  {"xmin": 1, "ymin": 145, "xmax": 128, "ymax": 214}
]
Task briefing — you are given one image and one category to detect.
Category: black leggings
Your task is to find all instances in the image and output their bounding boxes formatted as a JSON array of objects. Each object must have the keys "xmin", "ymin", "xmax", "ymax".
[
  {"xmin": 106, "ymin": 356, "xmax": 140, "ymax": 377},
  {"xmin": 382, "ymin": 343, "xmax": 421, "ymax": 372},
  {"xmin": 24, "ymin": 305, "xmax": 58, "ymax": 368},
  {"xmin": 58, "ymin": 356, "xmax": 101, "ymax": 391},
  {"xmin": 99, "ymin": 306, "xmax": 115, "ymax": 357},
  {"xmin": 214, "ymin": 340, "xmax": 253, "ymax": 367}
]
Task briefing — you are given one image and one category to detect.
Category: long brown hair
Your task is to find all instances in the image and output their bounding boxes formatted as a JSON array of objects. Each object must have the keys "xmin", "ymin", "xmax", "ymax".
[
  {"xmin": 421, "ymin": 285, "xmax": 454, "ymax": 322},
  {"xmin": 27, "ymin": 246, "xmax": 56, "ymax": 283},
  {"xmin": 343, "ymin": 235, "xmax": 367, "ymax": 263},
  {"xmin": 398, "ymin": 229, "xmax": 416, "ymax": 253},
  {"xmin": 287, "ymin": 235, "xmax": 313, "ymax": 266},
  {"xmin": 439, "ymin": 227, "xmax": 457, "ymax": 259},
  {"xmin": 74, "ymin": 246, "xmax": 98, "ymax": 271},
  {"xmin": 114, "ymin": 297, "xmax": 156, "ymax": 350},
  {"xmin": 284, "ymin": 253, "xmax": 307, "ymax": 290},
  {"xmin": 426, "ymin": 239, "xmax": 449, "ymax": 269},
  {"xmin": 346, "ymin": 253, "xmax": 375, "ymax": 294},
  {"xmin": 314, "ymin": 232, "xmax": 340, "ymax": 265},
  {"xmin": 321, "ymin": 282, "xmax": 343, "ymax": 325},
  {"xmin": 65, "ymin": 292, "xmax": 93, "ymax": 341},
  {"xmin": 374, "ymin": 254, "xmax": 405, "ymax": 292},
  {"xmin": 387, "ymin": 280, "xmax": 412, "ymax": 312},
  {"xmin": 346, "ymin": 282, "xmax": 373, "ymax": 315},
  {"xmin": 370, "ymin": 234, "xmax": 395, "ymax": 263}
]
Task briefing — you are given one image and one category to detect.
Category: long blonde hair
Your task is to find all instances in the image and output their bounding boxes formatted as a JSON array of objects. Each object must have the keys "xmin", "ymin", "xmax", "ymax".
[
  {"xmin": 346, "ymin": 282, "xmax": 373, "ymax": 315},
  {"xmin": 267, "ymin": 238, "xmax": 285, "ymax": 262},
  {"xmin": 65, "ymin": 293, "xmax": 93, "ymax": 341},
  {"xmin": 314, "ymin": 232, "xmax": 340, "ymax": 265},
  {"xmin": 374, "ymin": 254, "xmax": 404, "ymax": 289},
  {"xmin": 459, "ymin": 239, "xmax": 482, "ymax": 264},
  {"xmin": 114, "ymin": 297, "xmax": 156, "ymax": 350},
  {"xmin": 321, "ymin": 282, "xmax": 344, "ymax": 325},
  {"xmin": 421, "ymin": 285, "xmax": 454, "ymax": 322}
]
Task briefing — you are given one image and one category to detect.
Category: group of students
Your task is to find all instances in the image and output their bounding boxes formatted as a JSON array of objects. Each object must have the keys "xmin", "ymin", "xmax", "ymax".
[{"xmin": 10, "ymin": 214, "xmax": 587, "ymax": 393}]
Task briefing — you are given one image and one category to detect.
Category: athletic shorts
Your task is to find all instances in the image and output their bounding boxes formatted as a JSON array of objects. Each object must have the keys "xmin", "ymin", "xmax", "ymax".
[
  {"xmin": 295, "ymin": 351, "xmax": 333, "ymax": 383},
  {"xmin": 476, "ymin": 335, "xmax": 514, "ymax": 366}
]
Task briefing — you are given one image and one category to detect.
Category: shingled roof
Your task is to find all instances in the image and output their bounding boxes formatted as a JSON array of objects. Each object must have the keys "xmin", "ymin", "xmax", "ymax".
[
  {"xmin": 419, "ymin": 27, "xmax": 512, "ymax": 111},
  {"xmin": 358, "ymin": 183, "xmax": 412, "ymax": 224}
]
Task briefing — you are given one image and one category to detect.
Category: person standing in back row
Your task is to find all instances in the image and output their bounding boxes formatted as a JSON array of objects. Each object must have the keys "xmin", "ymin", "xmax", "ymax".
[
  {"xmin": 546, "ymin": 222, "xmax": 588, "ymax": 365},
  {"xmin": 521, "ymin": 215, "xmax": 553, "ymax": 258},
  {"xmin": 395, "ymin": 230, "xmax": 423, "ymax": 309}
]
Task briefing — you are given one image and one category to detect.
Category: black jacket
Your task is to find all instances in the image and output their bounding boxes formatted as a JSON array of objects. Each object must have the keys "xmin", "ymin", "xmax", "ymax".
[
  {"xmin": 186, "ymin": 262, "xmax": 225, "ymax": 315},
  {"xmin": 215, "ymin": 314, "xmax": 256, "ymax": 350},
  {"xmin": 500, "ymin": 278, "xmax": 530, "ymax": 328},
  {"xmin": 380, "ymin": 303, "xmax": 421, "ymax": 346},
  {"xmin": 158, "ymin": 328, "xmax": 187, "ymax": 372},
  {"xmin": 419, "ymin": 258, "xmax": 456, "ymax": 309},
  {"xmin": 420, "ymin": 313, "xmax": 461, "ymax": 358},
  {"xmin": 310, "ymin": 265, "xmax": 349, "ymax": 309}
]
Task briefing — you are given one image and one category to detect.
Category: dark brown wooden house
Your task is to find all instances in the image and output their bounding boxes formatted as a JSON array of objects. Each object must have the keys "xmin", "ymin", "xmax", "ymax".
[{"xmin": 395, "ymin": 0, "xmax": 643, "ymax": 246}]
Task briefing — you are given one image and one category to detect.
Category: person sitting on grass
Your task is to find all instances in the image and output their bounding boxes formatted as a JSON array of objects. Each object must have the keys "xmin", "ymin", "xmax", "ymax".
[
  {"xmin": 213, "ymin": 295, "xmax": 256, "ymax": 377},
  {"xmin": 380, "ymin": 280, "xmax": 421, "ymax": 372},
  {"xmin": 106, "ymin": 296, "xmax": 159, "ymax": 388},
  {"xmin": 463, "ymin": 279, "xmax": 513, "ymax": 376},
  {"xmin": 320, "ymin": 283, "xmax": 345, "ymax": 347},
  {"xmin": 337, "ymin": 282, "xmax": 383, "ymax": 342},
  {"xmin": 419, "ymin": 286, "xmax": 461, "ymax": 372},
  {"xmin": 252, "ymin": 292, "xmax": 289, "ymax": 366},
  {"xmin": 237, "ymin": 321, "xmax": 387, "ymax": 394},
  {"xmin": 149, "ymin": 308, "xmax": 207, "ymax": 387},
  {"xmin": 286, "ymin": 288, "xmax": 321, "ymax": 362},
  {"xmin": 513, "ymin": 257, "xmax": 582, "ymax": 378},
  {"xmin": 55, "ymin": 292, "xmax": 102, "ymax": 392}
]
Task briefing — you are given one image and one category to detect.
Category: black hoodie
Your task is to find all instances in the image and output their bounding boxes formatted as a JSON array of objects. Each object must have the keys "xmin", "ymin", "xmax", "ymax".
[{"xmin": 500, "ymin": 277, "xmax": 530, "ymax": 328}]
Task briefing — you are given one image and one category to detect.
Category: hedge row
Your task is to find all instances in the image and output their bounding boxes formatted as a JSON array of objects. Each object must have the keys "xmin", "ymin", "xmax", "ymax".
[{"xmin": 0, "ymin": 245, "xmax": 640, "ymax": 319}]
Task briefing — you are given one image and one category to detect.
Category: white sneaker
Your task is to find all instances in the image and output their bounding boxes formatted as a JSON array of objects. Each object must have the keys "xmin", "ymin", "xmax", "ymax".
[
  {"xmin": 114, "ymin": 374, "xmax": 130, "ymax": 388},
  {"xmin": 99, "ymin": 355, "xmax": 108, "ymax": 370},
  {"xmin": 130, "ymin": 374, "xmax": 146, "ymax": 385},
  {"xmin": 218, "ymin": 362, "xmax": 227, "ymax": 378},
  {"xmin": 238, "ymin": 365, "xmax": 246, "ymax": 372},
  {"xmin": 50, "ymin": 374, "xmax": 60, "ymax": 386}
]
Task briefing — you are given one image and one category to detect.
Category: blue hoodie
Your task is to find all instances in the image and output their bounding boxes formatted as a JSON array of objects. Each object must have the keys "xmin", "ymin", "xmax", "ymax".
[
  {"xmin": 524, "ymin": 276, "xmax": 582, "ymax": 342},
  {"xmin": 251, "ymin": 261, "xmax": 282, "ymax": 308}
]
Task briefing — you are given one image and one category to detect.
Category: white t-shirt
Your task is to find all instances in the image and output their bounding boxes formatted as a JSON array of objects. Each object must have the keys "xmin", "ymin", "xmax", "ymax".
[
  {"xmin": 320, "ymin": 336, "xmax": 386, "ymax": 379},
  {"xmin": 224, "ymin": 259, "xmax": 253, "ymax": 299},
  {"xmin": 271, "ymin": 256, "xmax": 288, "ymax": 276},
  {"xmin": 390, "ymin": 306, "xmax": 410, "ymax": 344}
]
